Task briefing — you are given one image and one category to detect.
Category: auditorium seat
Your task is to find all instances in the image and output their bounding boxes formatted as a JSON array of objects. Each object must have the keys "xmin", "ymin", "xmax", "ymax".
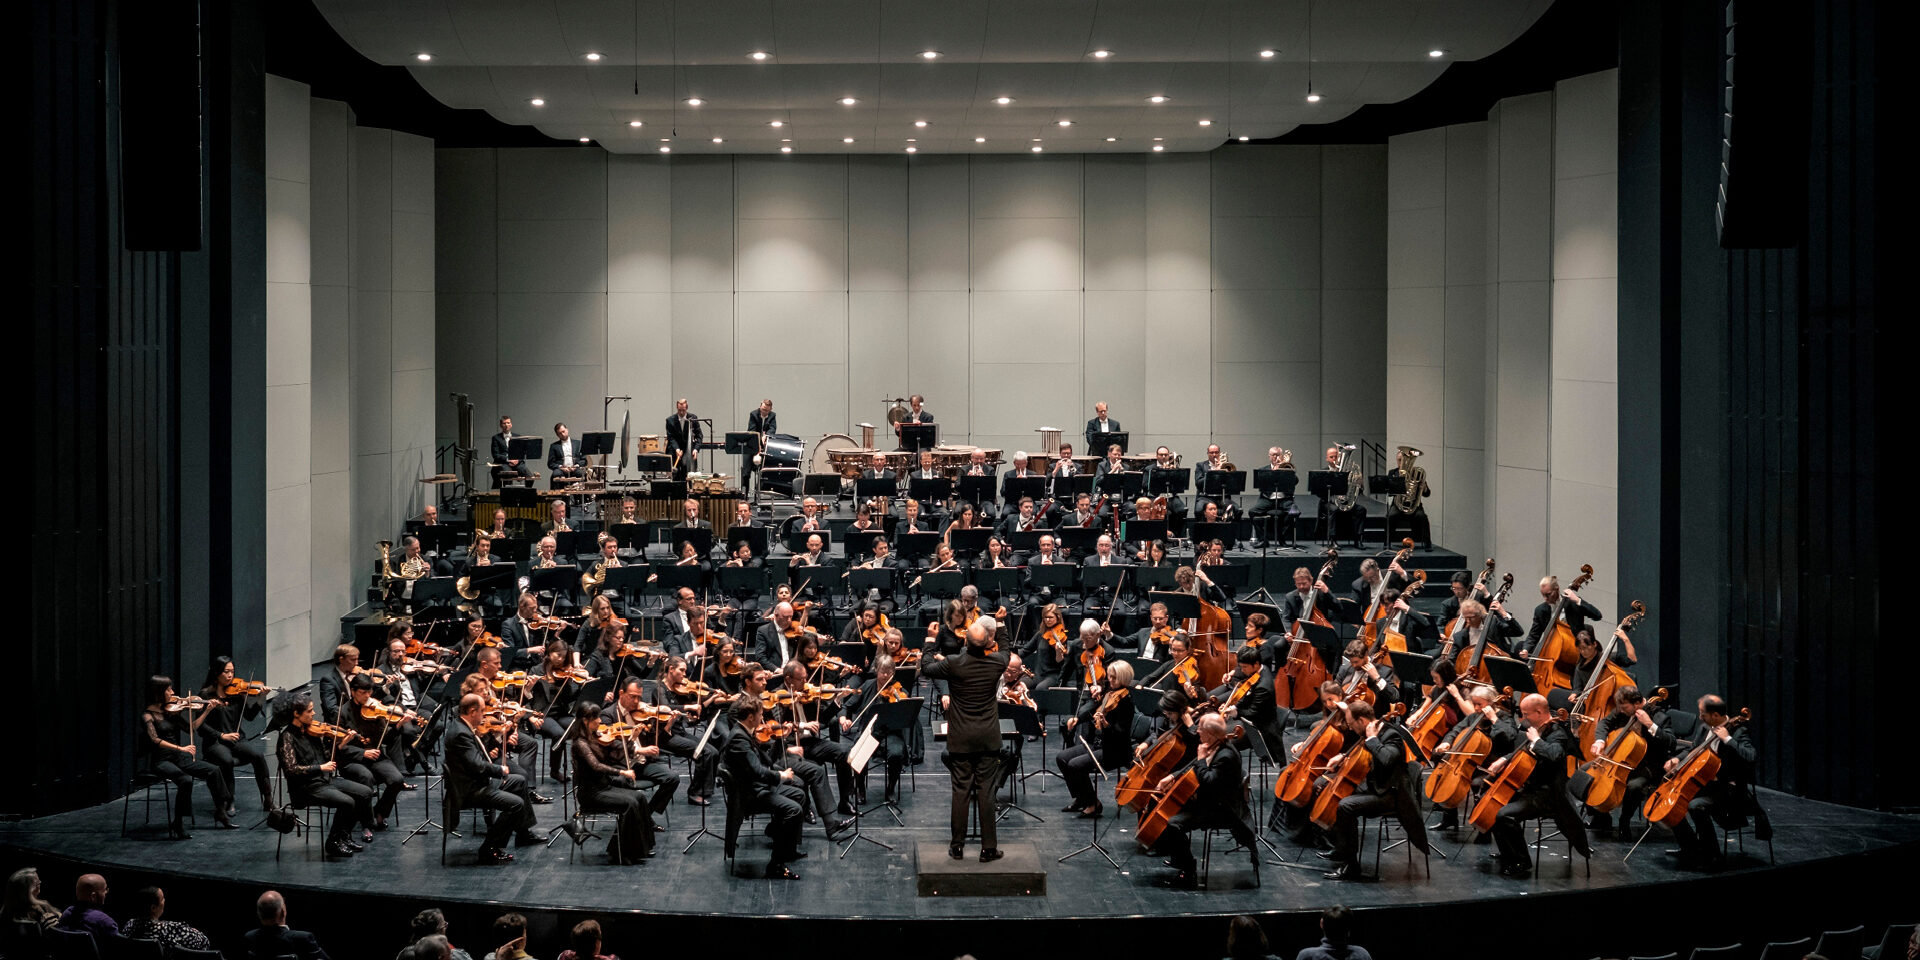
[
  {"xmin": 1753, "ymin": 937, "xmax": 1811, "ymax": 960},
  {"xmin": 46, "ymin": 927, "xmax": 99, "ymax": 960},
  {"xmin": 1813, "ymin": 926, "xmax": 1865, "ymax": 960},
  {"xmin": 1686, "ymin": 944, "xmax": 1743, "ymax": 960},
  {"xmin": 1865, "ymin": 922, "xmax": 1916, "ymax": 960}
]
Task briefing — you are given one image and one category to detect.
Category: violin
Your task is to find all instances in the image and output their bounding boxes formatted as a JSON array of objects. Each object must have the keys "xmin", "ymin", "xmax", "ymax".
[
  {"xmin": 165, "ymin": 694, "xmax": 216, "ymax": 712},
  {"xmin": 486, "ymin": 701, "xmax": 544, "ymax": 722},
  {"xmin": 350, "ymin": 665, "xmax": 390, "ymax": 683},
  {"xmin": 1311, "ymin": 703, "xmax": 1407, "ymax": 828},
  {"xmin": 546, "ymin": 664, "xmax": 593, "ymax": 684},
  {"xmin": 895, "ymin": 647, "xmax": 923, "ymax": 667},
  {"xmin": 670, "ymin": 679, "xmax": 713, "ymax": 698},
  {"xmin": 472, "ymin": 715, "xmax": 515, "ymax": 737},
  {"xmin": 803, "ymin": 684, "xmax": 859, "ymax": 701},
  {"xmin": 999, "ymin": 682, "xmax": 1036, "ymax": 711},
  {"xmin": 1423, "ymin": 688, "xmax": 1514, "ymax": 810},
  {"xmin": 359, "ymin": 700, "xmax": 418, "ymax": 723},
  {"xmin": 1224, "ymin": 666, "xmax": 1263, "ymax": 708},
  {"xmin": 750, "ymin": 719, "xmax": 798, "ymax": 743},
  {"xmin": 222, "ymin": 678, "xmax": 273, "ymax": 697},
  {"xmin": 718, "ymin": 648, "xmax": 760, "ymax": 677},
  {"xmin": 471, "ymin": 631, "xmax": 505, "ymax": 648},
  {"xmin": 1641, "ymin": 707, "xmax": 1752, "ymax": 827},
  {"xmin": 1468, "ymin": 708, "xmax": 1570, "ymax": 833},
  {"xmin": 1091, "ymin": 687, "xmax": 1128, "ymax": 731},
  {"xmin": 1042, "ymin": 622, "xmax": 1070, "ymax": 658},
  {"xmin": 808, "ymin": 654, "xmax": 858, "ymax": 675},
  {"xmin": 1081, "ymin": 643, "xmax": 1108, "ymax": 687},
  {"xmin": 879, "ymin": 681, "xmax": 908, "ymax": 704},
  {"xmin": 489, "ymin": 670, "xmax": 529, "ymax": 690},
  {"xmin": 595, "ymin": 720, "xmax": 643, "ymax": 743},
  {"xmin": 403, "ymin": 638, "xmax": 448, "ymax": 659},
  {"xmin": 301, "ymin": 719, "xmax": 363, "ymax": 743},
  {"xmin": 529, "ymin": 614, "xmax": 571, "ymax": 632},
  {"xmin": 613, "ymin": 641, "xmax": 666, "ymax": 661}
]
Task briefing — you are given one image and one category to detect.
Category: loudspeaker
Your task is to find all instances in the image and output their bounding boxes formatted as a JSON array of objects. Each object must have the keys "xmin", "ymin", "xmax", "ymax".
[
  {"xmin": 117, "ymin": 0, "xmax": 201, "ymax": 251},
  {"xmin": 1717, "ymin": 0, "xmax": 1809, "ymax": 249}
]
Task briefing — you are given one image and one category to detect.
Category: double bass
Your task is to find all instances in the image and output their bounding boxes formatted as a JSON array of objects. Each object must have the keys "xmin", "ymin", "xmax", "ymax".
[
  {"xmin": 1183, "ymin": 570, "xmax": 1233, "ymax": 690},
  {"xmin": 1570, "ymin": 600, "xmax": 1647, "ymax": 759},
  {"xmin": 1374, "ymin": 570, "xmax": 1428, "ymax": 659},
  {"xmin": 1530, "ymin": 563, "xmax": 1595, "ymax": 692},
  {"xmin": 1641, "ymin": 707, "xmax": 1751, "ymax": 827},
  {"xmin": 1467, "ymin": 708, "xmax": 1568, "ymax": 833},
  {"xmin": 1454, "ymin": 573, "xmax": 1518, "ymax": 683},
  {"xmin": 1356, "ymin": 540, "xmax": 1417, "ymax": 649},
  {"xmin": 1281, "ymin": 549, "xmax": 1340, "ymax": 709},
  {"xmin": 1579, "ymin": 686, "xmax": 1669, "ymax": 813},
  {"xmin": 1310, "ymin": 703, "xmax": 1406, "ymax": 828},
  {"xmin": 1433, "ymin": 557, "xmax": 1497, "ymax": 681}
]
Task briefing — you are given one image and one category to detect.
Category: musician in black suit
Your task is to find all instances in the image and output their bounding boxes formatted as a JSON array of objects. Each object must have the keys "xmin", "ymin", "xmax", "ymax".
[
  {"xmin": 1283, "ymin": 566, "xmax": 1348, "ymax": 680},
  {"xmin": 1522, "ymin": 575, "xmax": 1604, "ymax": 658},
  {"xmin": 922, "ymin": 618, "xmax": 1011, "ymax": 860},
  {"xmin": 1001, "ymin": 452, "xmax": 1042, "ymax": 503},
  {"xmin": 546, "ymin": 422, "xmax": 585, "ymax": 481},
  {"xmin": 1148, "ymin": 713, "xmax": 1258, "ymax": 888},
  {"xmin": 1665, "ymin": 694, "xmax": 1760, "ymax": 870},
  {"xmin": 1484, "ymin": 693, "xmax": 1589, "ymax": 878},
  {"xmin": 744, "ymin": 398, "xmax": 776, "ymax": 486},
  {"xmin": 491, "ymin": 416, "xmax": 532, "ymax": 481},
  {"xmin": 314, "ymin": 644, "xmax": 361, "ymax": 727},
  {"xmin": 665, "ymin": 398, "xmax": 702, "ymax": 480},
  {"xmin": 861, "ymin": 453, "xmax": 896, "ymax": 482},
  {"xmin": 1323, "ymin": 699, "xmax": 1431, "ymax": 880},
  {"xmin": 1192, "ymin": 444, "xmax": 1228, "ymax": 510},
  {"xmin": 443, "ymin": 693, "xmax": 539, "ymax": 864},
  {"xmin": 243, "ymin": 892, "xmax": 330, "ymax": 960},
  {"xmin": 723, "ymin": 696, "xmax": 806, "ymax": 879},
  {"xmin": 895, "ymin": 394, "xmax": 933, "ymax": 437},
  {"xmin": 1213, "ymin": 647, "xmax": 1284, "ymax": 760},
  {"xmin": 1084, "ymin": 402, "xmax": 1122, "ymax": 454}
]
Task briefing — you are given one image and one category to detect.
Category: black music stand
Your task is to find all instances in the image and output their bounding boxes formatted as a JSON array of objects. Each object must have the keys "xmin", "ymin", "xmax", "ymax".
[
  {"xmin": 994, "ymin": 701, "xmax": 1045, "ymax": 821},
  {"xmin": 1026, "ymin": 687, "xmax": 1080, "ymax": 790},
  {"xmin": 848, "ymin": 568, "xmax": 896, "ymax": 603},
  {"xmin": 1005, "ymin": 477, "xmax": 1046, "ymax": 505},
  {"xmin": 895, "ymin": 532, "xmax": 939, "ymax": 564},
  {"xmin": 528, "ymin": 566, "xmax": 582, "ymax": 611},
  {"xmin": 1058, "ymin": 730, "xmax": 1121, "ymax": 871},
  {"xmin": 857, "ymin": 477, "xmax": 898, "ymax": 502},
  {"xmin": 1058, "ymin": 475, "xmax": 1095, "ymax": 498},
  {"xmin": 725, "ymin": 525, "xmax": 770, "ymax": 559},
  {"xmin": 1483, "ymin": 656, "xmax": 1537, "ymax": 696},
  {"xmin": 858, "ymin": 697, "xmax": 924, "ymax": 828},
  {"xmin": 1201, "ymin": 469, "xmax": 1246, "ymax": 508},
  {"xmin": 1189, "ymin": 521, "xmax": 1237, "ymax": 550},
  {"xmin": 897, "ymin": 423, "xmax": 937, "ymax": 453},
  {"xmin": 1058, "ymin": 527, "xmax": 1104, "ymax": 556},
  {"xmin": 1151, "ymin": 590, "xmax": 1200, "ymax": 625},
  {"xmin": 1095, "ymin": 470, "xmax": 1142, "ymax": 501},
  {"xmin": 600, "ymin": 567, "xmax": 651, "ymax": 615},
  {"xmin": 1148, "ymin": 469, "xmax": 1188, "ymax": 497},
  {"xmin": 1092, "ymin": 431, "xmax": 1130, "ymax": 455},
  {"xmin": 949, "ymin": 528, "xmax": 991, "ymax": 558},
  {"xmin": 973, "ymin": 568, "xmax": 1022, "ymax": 605},
  {"xmin": 908, "ymin": 477, "xmax": 951, "ymax": 505},
  {"xmin": 1006, "ymin": 530, "xmax": 1043, "ymax": 556},
  {"xmin": 716, "ymin": 565, "xmax": 767, "ymax": 601},
  {"xmin": 1239, "ymin": 600, "xmax": 1283, "ymax": 637},
  {"xmin": 957, "ymin": 476, "xmax": 996, "ymax": 508},
  {"xmin": 1204, "ymin": 563, "xmax": 1251, "ymax": 601},
  {"xmin": 669, "ymin": 528, "xmax": 713, "ymax": 559},
  {"xmin": 465, "ymin": 564, "xmax": 516, "ymax": 611},
  {"xmin": 802, "ymin": 474, "xmax": 842, "ymax": 501},
  {"xmin": 605, "ymin": 522, "xmax": 645, "ymax": 552},
  {"xmin": 786, "ymin": 563, "xmax": 829, "ymax": 602},
  {"xmin": 1080, "ymin": 564, "xmax": 1130, "ymax": 615},
  {"xmin": 1133, "ymin": 565, "xmax": 1177, "ymax": 593},
  {"xmin": 1308, "ymin": 471, "xmax": 1351, "ymax": 546},
  {"xmin": 1122, "ymin": 519, "xmax": 1168, "ymax": 546},
  {"xmin": 1027, "ymin": 563, "xmax": 1077, "ymax": 603},
  {"xmin": 919, "ymin": 569, "xmax": 964, "ymax": 602}
]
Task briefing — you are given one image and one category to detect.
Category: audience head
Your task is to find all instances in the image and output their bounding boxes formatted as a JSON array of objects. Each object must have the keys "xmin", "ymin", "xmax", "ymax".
[
  {"xmin": 571, "ymin": 919, "xmax": 603, "ymax": 956},
  {"xmin": 2, "ymin": 867, "xmax": 53, "ymax": 920},
  {"xmin": 1225, "ymin": 915, "xmax": 1270, "ymax": 960},
  {"xmin": 409, "ymin": 907, "xmax": 449, "ymax": 941},
  {"xmin": 411, "ymin": 934, "xmax": 452, "ymax": 960},
  {"xmin": 137, "ymin": 886, "xmax": 166, "ymax": 919},
  {"xmin": 74, "ymin": 874, "xmax": 107, "ymax": 905},
  {"xmin": 1321, "ymin": 904, "xmax": 1354, "ymax": 944},
  {"xmin": 257, "ymin": 890, "xmax": 287, "ymax": 925}
]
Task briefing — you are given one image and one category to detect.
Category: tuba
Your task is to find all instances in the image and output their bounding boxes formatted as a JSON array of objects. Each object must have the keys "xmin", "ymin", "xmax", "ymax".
[
  {"xmin": 1392, "ymin": 445, "xmax": 1430, "ymax": 515},
  {"xmin": 378, "ymin": 540, "xmax": 398, "ymax": 580},
  {"xmin": 1331, "ymin": 444, "xmax": 1363, "ymax": 511}
]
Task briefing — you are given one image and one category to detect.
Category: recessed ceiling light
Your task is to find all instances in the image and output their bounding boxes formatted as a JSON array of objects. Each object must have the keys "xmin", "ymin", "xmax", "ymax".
[
  {"xmin": 1153, "ymin": 137, "xmax": 1164, "ymax": 141},
  {"xmin": 781, "ymin": 146, "xmax": 793, "ymax": 153},
  {"xmin": 1238, "ymin": 135, "xmax": 1249, "ymax": 141},
  {"xmin": 973, "ymin": 137, "xmax": 986, "ymax": 143},
  {"xmin": 920, "ymin": 50, "xmax": 940, "ymax": 59},
  {"xmin": 906, "ymin": 138, "xmax": 917, "ymax": 143},
  {"xmin": 839, "ymin": 97, "xmax": 859, "ymax": 106},
  {"xmin": 415, "ymin": 53, "xmax": 433, "ymax": 62},
  {"xmin": 1198, "ymin": 119, "xmax": 1212, "ymax": 126},
  {"xmin": 684, "ymin": 97, "xmax": 703, "ymax": 106},
  {"xmin": 1259, "ymin": 49, "xmax": 1276, "ymax": 58},
  {"xmin": 711, "ymin": 137, "xmax": 723, "ymax": 144},
  {"xmin": 1057, "ymin": 119, "xmax": 1074, "ymax": 127},
  {"xmin": 660, "ymin": 138, "xmax": 670, "ymax": 142},
  {"xmin": 1031, "ymin": 146, "xmax": 1043, "ymax": 153},
  {"xmin": 914, "ymin": 120, "xmax": 928, "ymax": 128},
  {"xmin": 529, "ymin": 98, "xmax": 546, "ymax": 107},
  {"xmin": 749, "ymin": 51, "xmax": 769, "ymax": 60},
  {"xmin": 628, "ymin": 120, "xmax": 643, "ymax": 128},
  {"xmin": 905, "ymin": 147, "xmax": 917, "ymax": 153},
  {"xmin": 993, "ymin": 97, "xmax": 1014, "ymax": 105},
  {"xmin": 1429, "ymin": 49, "xmax": 1447, "ymax": 58},
  {"xmin": 1031, "ymin": 138, "xmax": 1043, "ymax": 142},
  {"xmin": 1090, "ymin": 49, "xmax": 1113, "ymax": 59},
  {"xmin": 1305, "ymin": 93, "xmax": 1321, "ymax": 103},
  {"xmin": 1147, "ymin": 95, "xmax": 1169, "ymax": 103},
  {"xmin": 579, "ymin": 137, "xmax": 590, "ymax": 143},
  {"xmin": 843, "ymin": 137, "xmax": 855, "ymax": 143},
  {"xmin": 769, "ymin": 120, "xmax": 784, "ymax": 127},
  {"xmin": 1104, "ymin": 137, "xmax": 1118, "ymax": 142},
  {"xmin": 1152, "ymin": 145, "xmax": 1165, "ymax": 152},
  {"xmin": 781, "ymin": 138, "xmax": 791, "ymax": 142},
  {"xmin": 659, "ymin": 146, "xmax": 671, "ymax": 153},
  {"xmin": 584, "ymin": 52, "xmax": 602, "ymax": 61}
]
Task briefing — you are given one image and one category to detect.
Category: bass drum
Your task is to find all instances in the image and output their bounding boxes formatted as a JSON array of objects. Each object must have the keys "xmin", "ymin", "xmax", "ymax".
[
  {"xmin": 811, "ymin": 434, "xmax": 857, "ymax": 477},
  {"xmin": 760, "ymin": 434, "xmax": 804, "ymax": 496}
]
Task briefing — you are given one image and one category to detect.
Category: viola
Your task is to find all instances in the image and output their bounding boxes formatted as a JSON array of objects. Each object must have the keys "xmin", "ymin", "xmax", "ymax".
[
  {"xmin": 302, "ymin": 719, "xmax": 362, "ymax": 743},
  {"xmin": 1468, "ymin": 709, "xmax": 1569, "ymax": 833},
  {"xmin": 1081, "ymin": 644, "xmax": 1108, "ymax": 687},
  {"xmin": 596, "ymin": 720, "xmax": 643, "ymax": 743},
  {"xmin": 1423, "ymin": 688, "xmax": 1514, "ymax": 809},
  {"xmin": 1282, "ymin": 549, "xmax": 1340, "ymax": 709},
  {"xmin": 1311, "ymin": 703, "xmax": 1407, "ymax": 828},
  {"xmin": 1224, "ymin": 667, "xmax": 1263, "ymax": 708},
  {"xmin": 222, "ymin": 678, "xmax": 272, "ymax": 697},
  {"xmin": 1529, "ymin": 563, "xmax": 1595, "ymax": 692},
  {"xmin": 1580, "ymin": 686, "xmax": 1670, "ymax": 813},
  {"xmin": 1115, "ymin": 726, "xmax": 1189, "ymax": 811},
  {"xmin": 1641, "ymin": 707, "xmax": 1751, "ymax": 826},
  {"xmin": 879, "ymin": 681, "xmax": 908, "ymax": 703},
  {"xmin": 1091, "ymin": 687, "xmax": 1129, "ymax": 731}
]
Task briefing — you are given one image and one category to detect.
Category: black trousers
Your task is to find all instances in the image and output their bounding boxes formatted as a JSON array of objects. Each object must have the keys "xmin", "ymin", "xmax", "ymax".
[
  {"xmin": 1492, "ymin": 792, "xmax": 1558, "ymax": 868},
  {"xmin": 628, "ymin": 756, "xmax": 679, "ymax": 812},
  {"xmin": 662, "ymin": 731, "xmax": 720, "ymax": 798},
  {"xmin": 749, "ymin": 784, "xmax": 806, "ymax": 862},
  {"xmin": 1056, "ymin": 742, "xmax": 1105, "ymax": 807},
  {"xmin": 202, "ymin": 736, "xmax": 271, "ymax": 807},
  {"xmin": 580, "ymin": 784, "xmax": 656, "ymax": 862},
  {"xmin": 466, "ymin": 776, "xmax": 535, "ymax": 850},
  {"xmin": 859, "ymin": 729, "xmax": 908, "ymax": 799},
  {"xmin": 296, "ymin": 778, "xmax": 373, "ymax": 845},
  {"xmin": 802, "ymin": 738, "xmax": 855, "ymax": 814},
  {"xmin": 1668, "ymin": 784, "xmax": 1751, "ymax": 858},
  {"xmin": 1331, "ymin": 792, "xmax": 1400, "ymax": 864},
  {"xmin": 1160, "ymin": 805, "xmax": 1258, "ymax": 871},
  {"xmin": 152, "ymin": 758, "xmax": 229, "ymax": 824},
  {"xmin": 947, "ymin": 752, "xmax": 1002, "ymax": 850},
  {"xmin": 349, "ymin": 756, "xmax": 406, "ymax": 818}
]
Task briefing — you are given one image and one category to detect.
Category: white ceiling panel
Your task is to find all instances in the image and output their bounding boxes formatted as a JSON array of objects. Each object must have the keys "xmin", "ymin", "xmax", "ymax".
[{"xmin": 315, "ymin": 0, "xmax": 1553, "ymax": 153}]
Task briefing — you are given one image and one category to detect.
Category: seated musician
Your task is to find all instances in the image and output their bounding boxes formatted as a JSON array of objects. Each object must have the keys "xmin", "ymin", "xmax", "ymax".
[
  {"xmin": 387, "ymin": 536, "xmax": 433, "ymax": 608},
  {"xmin": 1350, "ymin": 557, "xmax": 1410, "ymax": 608},
  {"xmin": 441, "ymin": 692, "xmax": 540, "ymax": 864},
  {"xmin": 992, "ymin": 652, "xmax": 1036, "ymax": 788},
  {"xmin": 1022, "ymin": 602, "xmax": 1071, "ymax": 684},
  {"xmin": 1049, "ymin": 443, "xmax": 1078, "ymax": 478},
  {"xmin": 754, "ymin": 602, "xmax": 809, "ymax": 671},
  {"xmin": 722, "ymin": 539, "xmax": 761, "ymax": 569},
  {"xmin": 963, "ymin": 448, "xmax": 991, "ymax": 478},
  {"xmin": 1135, "ymin": 538, "xmax": 1172, "ymax": 568},
  {"xmin": 1144, "ymin": 447, "xmax": 1186, "ymax": 521},
  {"xmin": 1335, "ymin": 640, "xmax": 1402, "ymax": 708},
  {"xmin": 1569, "ymin": 625, "xmax": 1639, "ymax": 695},
  {"xmin": 1148, "ymin": 713, "xmax": 1260, "ymax": 889},
  {"xmin": 1322, "ymin": 699, "xmax": 1430, "ymax": 881},
  {"xmin": 610, "ymin": 495, "xmax": 642, "ymax": 540},
  {"xmin": 765, "ymin": 663, "xmax": 858, "ymax": 833},
  {"xmin": 980, "ymin": 535, "xmax": 1016, "ymax": 570},
  {"xmin": 677, "ymin": 498, "xmax": 710, "ymax": 532},
  {"xmin": 1322, "ymin": 445, "xmax": 1365, "ymax": 522},
  {"xmin": 280, "ymin": 695, "xmax": 375, "ymax": 860},
  {"xmin": 921, "ymin": 601, "xmax": 970, "ymax": 708},
  {"xmin": 791, "ymin": 533, "xmax": 827, "ymax": 568},
  {"xmin": 600, "ymin": 678, "xmax": 681, "ymax": 812},
  {"xmin": 1585, "ymin": 684, "xmax": 1672, "ymax": 838},
  {"xmin": 1093, "ymin": 444, "xmax": 1127, "ymax": 483},
  {"xmin": 1523, "ymin": 575, "xmax": 1604, "ymax": 659},
  {"xmin": 1212, "ymin": 647, "xmax": 1283, "ymax": 760},
  {"xmin": 1063, "ymin": 492, "xmax": 1101, "ymax": 529},
  {"xmin": 1283, "ymin": 565, "xmax": 1344, "ymax": 661},
  {"xmin": 1431, "ymin": 681, "xmax": 1515, "ymax": 833},
  {"xmin": 941, "ymin": 503, "xmax": 980, "ymax": 551},
  {"xmin": 733, "ymin": 499, "xmax": 758, "ymax": 530},
  {"xmin": 140, "ymin": 676, "xmax": 233, "ymax": 838},
  {"xmin": 1083, "ymin": 533, "xmax": 1126, "ymax": 568},
  {"xmin": 669, "ymin": 538, "xmax": 709, "ymax": 575},
  {"xmin": 725, "ymin": 696, "xmax": 806, "ymax": 879},
  {"xmin": 546, "ymin": 423, "xmax": 584, "ymax": 482},
  {"xmin": 1456, "ymin": 597, "xmax": 1525, "ymax": 666},
  {"xmin": 1001, "ymin": 451, "xmax": 1040, "ymax": 502},
  {"xmin": 483, "ymin": 508, "xmax": 511, "ymax": 541},
  {"xmin": 1273, "ymin": 682, "xmax": 1355, "ymax": 844},
  {"xmin": 343, "ymin": 676, "xmax": 408, "ymax": 831},
  {"xmin": 1131, "ymin": 602, "xmax": 1183, "ymax": 661},
  {"xmin": 586, "ymin": 535, "xmax": 626, "ymax": 608},
  {"xmin": 1664, "ymin": 694, "xmax": 1759, "ymax": 871},
  {"xmin": 1482, "ymin": 693, "xmax": 1588, "ymax": 878},
  {"xmin": 1239, "ymin": 611, "xmax": 1276, "ymax": 673},
  {"xmin": 794, "ymin": 497, "xmax": 825, "ymax": 534},
  {"xmin": 862, "ymin": 453, "xmax": 895, "ymax": 482},
  {"xmin": 1199, "ymin": 538, "xmax": 1228, "ymax": 567},
  {"xmin": 1375, "ymin": 588, "xmax": 1432, "ymax": 657},
  {"xmin": 525, "ymin": 641, "xmax": 579, "ymax": 781},
  {"xmin": 568, "ymin": 702, "xmax": 656, "ymax": 862},
  {"xmin": 839, "ymin": 653, "xmax": 910, "ymax": 805},
  {"xmin": 1192, "ymin": 444, "xmax": 1227, "ymax": 510},
  {"xmin": 1250, "ymin": 447, "xmax": 1297, "ymax": 519},
  {"xmin": 922, "ymin": 542, "xmax": 960, "ymax": 580},
  {"xmin": 1056, "ymin": 659, "xmax": 1135, "ymax": 818},
  {"xmin": 908, "ymin": 449, "xmax": 939, "ymax": 482},
  {"xmin": 492, "ymin": 415, "xmax": 532, "ymax": 481},
  {"xmin": 899, "ymin": 498, "xmax": 927, "ymax": 533},
  {"xmin": 1054, "ymin": 619, "xmax": 1116, "ymax": 702},
  {"xmin": 649, "ymin": 657, "xmax": 721, "ymax": 805},
  {"xmin": 499, "ymin": 592, "xmax": 548, "ymax": 668},
  {"xmin": 849, "ymin": 498, "xmax": 881, "ymax": 537},
  {"xmin": 997, "ymin": 497, "xmax": 1042, "ymax": 539}
]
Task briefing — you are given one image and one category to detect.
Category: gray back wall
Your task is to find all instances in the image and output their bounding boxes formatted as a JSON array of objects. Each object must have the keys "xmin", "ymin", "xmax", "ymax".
[{"xmin": 436, "ymin": 147, "xmax": 1386, "ymax": 471}]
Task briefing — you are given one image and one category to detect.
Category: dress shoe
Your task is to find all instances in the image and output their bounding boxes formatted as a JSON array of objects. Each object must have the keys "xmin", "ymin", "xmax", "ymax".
[
  {"xmin": 530, "ymin": 793, "xmax": 555, "ymax": 805},
  {"xmin": 687, "ymin": 795, "xmax": 711, "ymax": 807},
  {"xmin": 323, "ymin": 841, "xmax": 354, "ymax": 860},
  {"xmin": 344, "ymin": 838, "xmax": 366, "ymax": 852},
  {"xmin": 214, "ymin": 813, "xmax": 239, "ymax": 830},
  {"xmin": 1323, "ymin": 863, "xmax": 1364, "ymax": 882},
  {"xmin": 224, "ymin": 804, "xmax": 237, "ymax": 819},
  {"xmin": 805, "ymin": 809, "xmax": 818, "ymax": 825},
  {"xmin": 168, "ymin": 823, "xmax": 193, "ymax": 841},
  {"xmin": 1498, "ymin": 862, "xmax": 1533, "ymax": 879},
  {"xmin": 514, "ymin": 831, "xmax": 543, "ymax": 847},
  {"xmin": 372, "ymin": 815, "xmax": 389, "ymax": 831},
  {"xmin": 768, "ymin": 864, "xmax": 801, "ymax": 880},
  {"xmin": 979, "ymin": 848, "xmax": 1005, "ymax": 863},
  {"xmin": 827, "ymin": 817, "xmax": 857, "ymax": 840},
  {"xmin": 1061, "ymin": 801, "xmax": 1084, "ymax": 813},
  {"xmin": 399, "ymin": 782, "xmax": 418, "ymax": 791},
  {"xmin": 1077, "ymin": 803, "xmax": 1103, "ymax": 819},
  {"xmin": 949, "ymin": 844, "xmax": 965, "ymax": 860},
  {"xmin": 1156, "ymin": 871, "xmax": 1198, "ymax": 889},
  {"xmin": 551, "ymin": 771, "xmax": 571, "ymax": 784},
  {"xmin": 478, "ymin": 847, "xmax": 515, "ymax": 865},
  {"xmin": 361, "ymin": 827, "xmax": 375, "ymax": 843}
]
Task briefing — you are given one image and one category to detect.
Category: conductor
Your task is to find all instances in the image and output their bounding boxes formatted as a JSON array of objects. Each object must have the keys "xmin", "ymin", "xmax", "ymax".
[{"xmin": 922, "ymin": 617, "xmax": 1009, "ymax": 862}]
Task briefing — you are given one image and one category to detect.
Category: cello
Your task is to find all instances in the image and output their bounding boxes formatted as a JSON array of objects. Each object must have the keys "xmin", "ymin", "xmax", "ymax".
[
  {"xmin": 1569, "ymin": 600, "xmax": 1647, "ymax": 759},
  {"xmin": 1281, "ymin": 549, "xmax": 1341, "ymax": 709},
  {"xmin": 1579, "ymin": 686, "xmax": 1670, "ymax": 813},
  {"xmin": 1356, "ymin": 540, "xmax": 1417, "ymax": 650},
  {"xmin": 1423, "ymin": 688, "xmax": 1513, "ymax": 810},
  {"xmin": 1405, "ymin": 675, "xmax": 1464, "ymax": 757},
  {"xmin": 1275, "ymin": 697, "xmax": 1352, "ymax": 802},
  {"xmin": 1641, "ymin": 707, "xmax": 1751, "ymax": 827},
  {"xmin": 1467, "ymin": 708, "xmax": 1568, "ymax": 833},
  {"xmin": 1136, "ymin": 723, "xmax": 1244, "ymax": 849},
  {"xmin": 1115, "ymin": 725, "xmax": 1191, "ymax": 811},
  {"xmin": 1310, "ymin": 703, "xmax": 1406, "ymax": 828},
  {"xmin": 1529, "ymin": 563, "xmax": 1595, "ymax": 692}
]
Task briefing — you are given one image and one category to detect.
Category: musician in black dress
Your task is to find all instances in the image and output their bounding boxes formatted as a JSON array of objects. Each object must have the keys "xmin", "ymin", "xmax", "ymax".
[
  {"xmin": 197, "ymin": 658, "xmax": 275, "ymax": 815},
  {"xmin": 1484, "ymin": 693, "xmax": 1589, "ymax": 878},
  {"xmin": 1149, "ymin": 713, "xmax": 1259, "ymax": 888},
  {"xmin": 569, "ymin": 702, "xmax": 656, "ymax": 863},
  {"xmin": 1665, "ymin": 694, "xmax": 1760, "ymax": 870},
  {"xmin": 1056, "ymin": 660, "xmax": 1135, "ymax": 818},
  {"xmin": 1323, "ymin": 699, "xmax": 1430, "ymax": 881},
  {"xmin": 525, "ymin": 642, "xmax": 580, "ymax": 781},
  {"xmin": 278, "ymin": 695, "xmax": 374, "ymax": 859},
  {"xmin": 141, "ymin": 677, "xmax": 234, "ymax": 836}
]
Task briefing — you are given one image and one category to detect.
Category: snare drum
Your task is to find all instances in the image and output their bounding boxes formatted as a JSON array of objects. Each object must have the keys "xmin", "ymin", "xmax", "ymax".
[{"xmin": 637, "ymin": 434, "xmax": 664, "ymax": 454}]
